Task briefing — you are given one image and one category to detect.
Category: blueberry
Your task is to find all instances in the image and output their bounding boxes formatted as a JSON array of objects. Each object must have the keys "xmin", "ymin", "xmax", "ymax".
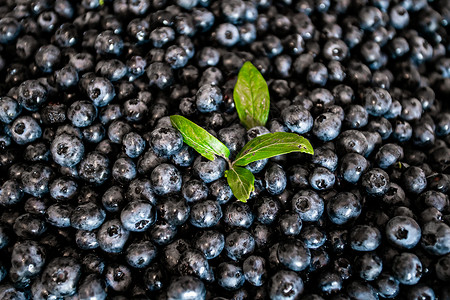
[
  {"xmin": 86, "ymin": 77, "xmax": 116, "ymax": 107},
  {"xmin": 0, "ymin": 17, "xmax": 21, "ymax": 44},
  {"xmin": 217, "ymin": 262, "xmax": 245, "ymax": 290},
  {"xmin": 167, "ymin": 276, "xmax": 206, "ymax": 300},
  {"xmin": 361, "ymin": 168, "xmax": 390, "ymax": 196},
  {"xmin": 215, "ymin": 23, "xmax": 240, "ymax": 47},
  {"xmin": 354, "ymin": 252, "xmax": 383, "ymax": 281},
  {"xmin": 70, "ymin": 202, "xmax": 106, "ymax": 231},
  {"xmin": 292, "ymin": 190, "xmax": 324, "ymax": 222},
  {"xmin": 10, "ymin": 240, "xmax": 45, "ymax": 285},
  {"xmin": 194, "ymin": 230, "xmax": 225, "ymax": 259},
  {"xmin": 67, "ymin": 100, "xmax": 97, "ymax": 128},
  {"xmin": 150, "ymin": 127, "xmax": 183, "ymax": 157},
  {"xmin": 375, "ymin": 143, "xmax": 404, "ymax": 169},
  {"xmin": 391, "ymin": 252, "xmax": 422, "ymax": 285},
  {"xmin": 311, "ymin": 146, "xmax": 338, "ymax": 172},
  {"xmin": 264, "ymin": 163, "xmax": 287, "ymax": 195},
  {"xmin": 268, "ymin": 270, "xmax": 304, "ymax": 300},
  {"xmin": 402, "ymin": 166, "xmax": 427, "ymax": 194},
  {"xmin": 125, "ymin": 241, "xmax": 157, "ymax": 269},
  {"xmin": 96, "ymin": 59, "xmax": 127, "ymax": 82},
  {"xmin": 75, "ymin": 229, "xmax": 99, "ymax": 250},
  {"xmin": 385, "ymin": 216, "xmax": 421, "ymax": 249},
  {"xmin": 281, "ymin": 105, "xmax": 313, "ymax": 134},
  {"xmin": 157, "ymin": 197, "xmax": 190, "ymax": 226},
  {"xmin": 346, "ymin": 280, "xmax": 378, "ymax": 300},
  {"xmin": 165, "ymin": 45, "xmax": 189, "ymax": 69},
  {"xmin": 45, "ymin": 203, "xmax": 72, "ymax": 228},
  {"xmin": 277, "ymin": 239, "xmax": 311, "ymax": 271},
  {"xmin": 40, "ymin": 257, "xmax": 81, "ymax": 297},
  {"xmin": 10, "ymin": 116, "xmax": 42, "ymax": 145},
  {"xmin": 35, "ymin": 45, "xmax": 61, "ymax": 73},
  {"xmin": 190, "ymin": 200, "xmax": 222, "ymax": 228},
  {"xmin": 151, "ymin": 163, "xmax": 182, "ymax": 195},
  {"xmin": 105, "ymin": 264, "xmax": 132, "ymax": 292},
  {"xmin": 112, "ymin": 158, "xmax": 137, "ymax": 183},
  {"xmin": 194, "ymin": 156, "xmax": 226, "ymax": 183},
  {"xmin": 225, "ymin": 229, "xmax": 255, "ymax": 260},
  {"xmin": 196, "ymin": 84, "xmax": 223, "ymax": 113},
  {"xmin": 78, "ymin": 274, "xmax": 107, "ymax": 300},
  {"xmin": 120, "ymin": 200, "xmax": 156, "ymax": 232},
  {"xmin": 143, "ymin": 263, "xmax": 164, "ymax": 292},
  {"xmin": 78, "ymin": 151, "xmax": 110, "ymax": 185},
  {"xmin": 339, "ymin": 153, "xmax": 369, "ymax": 184},
  {"xmin": 311, "ymin": 272, "xmax": 338, "ymax": 295},
  {"xmin": 254, "ymin": 197, "xmax": 280, "ymax": 225},
  {"xmin": 313, "ymin": 113, "xmax": 342, "ymax": 141},
  {"xmin": 97, "ymin": 219, "xmax": 130, "ymax": 253},
  {"xmin": 279, "ymin": 213, "xmax": 302, "ymax": 236},
  {"xmin": 373, "ymin": 273, "xmax": 400, "ymax": 298},
  {"xmin": 182, "ymin": 179, "xmax": 209, "ymax": 203},
  {"xmin": 350, "ymin": 225, "xmax": 381, "ymax": 251},
  {"xmin": 309, "ymin": 166, "xmax": 335, "ymax": 191},
  {"xmin": 20, "ymin": 163, "xmax": 53, "ymax": 198},
  {"xmin": 243, "ymin": 256, "xmax": 266, "ymax": 286},
  {"xmin": 224, "ymin": 201, "xmax": 254, "ymax": 228},
  {"xmin": 0, "ymin": 97, "xmax": 21, "ymax": 124},
  {"xmin": 0, "ymin": 284, "xmax": 26, "ymax": 300},
  {"xmin": 0, "ymin": 180, "xmax": 23, "ymax": 207},
  {"xmin": 421, "ymin": 221, "xmax": 450, "ymax": 255}
]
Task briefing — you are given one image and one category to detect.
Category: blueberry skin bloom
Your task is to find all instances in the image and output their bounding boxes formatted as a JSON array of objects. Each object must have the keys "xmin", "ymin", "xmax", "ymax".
[
  {"xmin": 10, "ymin": 240, "xmax": 46, "ymax": 282},
  {"xmin": 277, "ymin": 239, "xmax": 311, "ymax": 271},
  {"xmin": 0, "ymin": 96, "xmax": 21, "ymax": 124},
  {"xmin": 217, "ymin": 262, "xmax": 245, "ymax": 291},
  {"xmin": 281, "ymin": 105, "xmax": 314, "ymax": 134},
  {"xmin": 40, "ymin": 257, "xmax": 81, "ymax": 297},
  {"xmin": 120, "ymin": 200, "xmax": 157, "ymax": 232},
  {"xmin": 190, "ymin": 200, "xmax": 222, "ymax": 228},
  {"xmin": 312, "ymin": 112, "xmax": 342, "ymax": 141},
  {"xmin": 9, "ymin": 116, "xmax": 42, "ymax": 145},
  {"xmin": 51, "ymin": 133, "xmax": 84, "ymax": 167},
  {"xmin": 150, "ymin": 127, "xmax": 183, "ymax": 157},
  {"xmin": 151, "ymin": 163, "xmax": 182, "ymax": 195},
  {"xmin": 78, "ymin": 151, "xmax": 110, "ymax": 185},
  {"xmin": 291, "ymin": 190, "xmax": 324, "ymax": 222},
  {"xmin": 421, "ymin": 221, "xmax": 450, "ymax": 255},
  {"xmin": 167, "ymin": 276, "xmax": 206, "ymax": 300},
  {"xmin": 193, "ymin": 156, "xmax": 226, "ymax": 183},
  {"xmin": 361, "ymin": 168, "xmax": 390, "ymax": 196},
  {"xmin": 350, "ymin": 225, "xmax": 381, "ymax": 251},
  {"xmin": 392, "ymin": 252, "xmax": 422, "ymax": 285},
  {"xmin": 86, "ymin": 77, "xmax": 116, "ymax": 107},
  {"xmin": 196, "ymin": 84, "xmax": 223, "ymax": 113},
  {"xmin": 97, "ymin": 219, "xmax": 129, "ymax": 253},
  {"xmin": 194, "ymin": 230, "xmax": 225, "ymax": 259},
  {"xmin": 70, "ymin": 203, "xmax": 106, "ymax": 231},
  {"xmin": 327, "ymin": 192, "xmax": 362, "ymax": 225},
  {"xmin": 269, "ymin": 270, "xmax": 304, "ymax": 300},
  {"xmin": 385, "ymin": 216, "xmax": 421, "ymax": 249},
  {"xmin": 363, "ymin": 87, "xmax": 392, "ymax": 116}
]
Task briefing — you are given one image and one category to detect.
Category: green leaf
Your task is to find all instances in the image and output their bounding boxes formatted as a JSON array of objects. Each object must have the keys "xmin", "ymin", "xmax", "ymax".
[
  {"xmin": 170, "ymin": 115, "xmax": 230, "ymax": 161},
  {"xmin": 233, "ymin": 61, "xmax": 270, "ymax": 129},
  {"xmin": 225, "ymin": 166, "xmax": 255, "ymax": 203},
  {"xmin": 233, "ymin": 132, "xmax": 314, "ymax": 167}
]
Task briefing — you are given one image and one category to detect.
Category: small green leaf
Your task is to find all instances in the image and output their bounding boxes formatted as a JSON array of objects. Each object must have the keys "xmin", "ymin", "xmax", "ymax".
[
  {"xmin": 170, "ymin": 115, "xmax": 230, "ymax": 161},
  {"xmin": 225, "ymin": 166, "xmax": 255, "ymax": 203},
  {"xmin": 233, "ymin": 61, "xmax": 270, "ymax": 129},
  {"xmin": 233, "ymin": 132, "xmax": 314, "ymax": 167}
]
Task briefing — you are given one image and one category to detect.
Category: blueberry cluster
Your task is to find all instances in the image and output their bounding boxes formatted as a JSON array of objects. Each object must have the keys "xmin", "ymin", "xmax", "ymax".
[{"xmin": 0, "ymin": 0, "xmax": 449, "ymax": 299}]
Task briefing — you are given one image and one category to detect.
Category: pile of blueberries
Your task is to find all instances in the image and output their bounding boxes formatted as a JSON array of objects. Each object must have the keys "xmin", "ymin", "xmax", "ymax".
[{"xmin": 0, "ymin": 0, "xmax": 449, "ymax": 299}]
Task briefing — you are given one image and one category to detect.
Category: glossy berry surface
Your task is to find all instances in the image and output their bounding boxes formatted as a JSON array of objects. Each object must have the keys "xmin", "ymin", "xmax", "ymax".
[{"xmin": 0, "ymin": 0, "xmax": 448, "ymax": 298}]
